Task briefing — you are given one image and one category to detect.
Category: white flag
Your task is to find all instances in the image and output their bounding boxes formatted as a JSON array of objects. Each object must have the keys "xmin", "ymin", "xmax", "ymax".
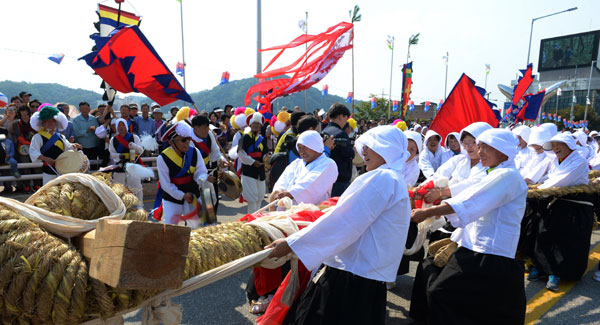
[
  {"xmin": 298, "ymin": 19, "xmax": 307, "ymax": 33},
  {"xmin": 587, "ymin": 97, "xmax": 591, "ymax": 105},
  {"xmin": 573, "ymin": 95, "xmax": 577, "ymax": 103},
  {"xmin": 557, "ymin": 88, "xmax": 562, "ymax": 96}
]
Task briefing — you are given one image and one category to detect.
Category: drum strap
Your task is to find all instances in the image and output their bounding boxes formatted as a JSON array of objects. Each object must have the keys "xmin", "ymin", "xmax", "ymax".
[{"xmin": 39, "ymin": 131, "xmax": 64, "ymax": 154}]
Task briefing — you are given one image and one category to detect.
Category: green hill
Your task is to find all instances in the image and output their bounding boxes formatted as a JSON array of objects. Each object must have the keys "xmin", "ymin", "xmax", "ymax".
[{"xmin": 0, "ymin": 78, "xmax": 357, "ymax": 114}]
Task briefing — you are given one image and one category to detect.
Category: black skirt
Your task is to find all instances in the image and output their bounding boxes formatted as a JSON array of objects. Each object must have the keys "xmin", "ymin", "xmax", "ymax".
[
  {"xmin": 532, "ymin": 198, "xmax": 595, "ymax": 280},
  {"xmin": 283, "ymin": 266, "xmax": 386, "ymax": 325},
  {"xmin": 398, "ymin": 221, "xmax": 424, "ymax": 275},
  {"xmin": 410, "ymin": 247, "xmax": 526, "ymax": 325}
]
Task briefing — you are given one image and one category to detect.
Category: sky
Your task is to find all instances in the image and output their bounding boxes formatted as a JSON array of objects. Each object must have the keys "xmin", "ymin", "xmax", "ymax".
[{"xmin": 1, "ymin": 0, "xmax": 598, "ymax": 107}]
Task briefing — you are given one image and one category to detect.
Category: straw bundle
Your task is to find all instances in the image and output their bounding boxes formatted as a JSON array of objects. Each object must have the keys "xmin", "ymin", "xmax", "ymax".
[{"xmin": 0, "ymin": 173, "xmax": 272, "ymax": 323}]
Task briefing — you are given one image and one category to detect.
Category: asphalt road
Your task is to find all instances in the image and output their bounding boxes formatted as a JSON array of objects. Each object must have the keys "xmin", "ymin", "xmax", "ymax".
[{"xmin": 123, "ymin": 196, "xmax": 600, "ymax": 325}]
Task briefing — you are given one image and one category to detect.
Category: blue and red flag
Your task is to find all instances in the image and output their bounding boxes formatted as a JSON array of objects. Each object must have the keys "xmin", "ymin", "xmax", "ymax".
[
  {"xmin": 438, "ymin": 100, "xmax": 443, "ymax": 110},
  {"xmin": 345, "ymin": 92, "xmax": 353, "ymax": 103},
  {"xmin": 176, "ymin": 62, "xmax": 185, "ymax": 77},
  {"xmin": 80, "ymin": 25, "xmax": 194, "ymax": 106},
  {"xmin": 409, "ymin": 100, "xmax": 415, "ymax": 111},
  {"xmin": 429, "ymin": 73, "xmax": 499, "ymax": 145},
  {"xmin": 513, "ymin": 64, "xmax": 535, "ymax": 107},
  {"xmin": 542, "ymin": 112, "xmax": 546, "ymax": 120},
  {"xmin": 558, "ymin": 115, "xmax": 562, "ymax": 122},
  {"xmin": 371, "ymin": 97, "xmax": 377, "ymax": 109},
  {"xmin": 424, "ymin": 101, "xmax": 431, "ymax": 112},
  {"xmin": 321, "ymin": 84, "xmax": 328, "ymax": 98},
  {"xmin": 392, "ymin": 100, "xmax": 399, "ymax": 112},
  {"xmin": 48, "ymin": 53, "xmax": 64, "ymax": 64},
  {"xmin": 516, "ymin": 90, "xmax": 545, "ymax": 121},
  {"xmin": 220, "ymin": 71, "xmax": 230, "ymax": 85}
]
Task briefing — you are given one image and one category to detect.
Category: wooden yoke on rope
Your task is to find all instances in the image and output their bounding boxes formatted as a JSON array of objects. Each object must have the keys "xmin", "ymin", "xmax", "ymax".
[{"xmin": 74, "ymin": 219, "xmax": 191, "ymax": 290}]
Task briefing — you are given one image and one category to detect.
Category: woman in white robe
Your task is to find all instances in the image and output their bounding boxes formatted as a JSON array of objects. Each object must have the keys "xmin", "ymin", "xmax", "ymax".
[
  {"xmin": 403, "ymin": 130, "xmax": 422, "ymax": 187},
  {"xmin": 441, "ymin": 132, "xmax": 462, "ymax": 162},
  {"xmin": 520, "ymin": 127, "xmax": 553, "ymax": 184},
  {"xmin": 410, "ymin": 128, "xmax": 527, "ymax": 324},
  {"xmin": 271, "ymin": 131, "xmax": 338, "ymax": 205},
  {"xmin": 266, "ymin": 126, "xmax": 412, "ymax": 324},
  {"xmin": 528, "ymin": 132, "xmax": 592, "ymax": 292},
  {"xmin": 512, "ymin": 125, "xmax": 532, "ymax": 171},
  {"xmin": 418, "ymin": 130, "xmax": 445, "ymax": 178}
]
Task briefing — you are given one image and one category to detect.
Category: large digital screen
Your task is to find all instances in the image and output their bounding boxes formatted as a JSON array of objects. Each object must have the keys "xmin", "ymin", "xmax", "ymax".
[{"xmin": 538, "ymin": 30, "xmax": 600, "ymax": 71}]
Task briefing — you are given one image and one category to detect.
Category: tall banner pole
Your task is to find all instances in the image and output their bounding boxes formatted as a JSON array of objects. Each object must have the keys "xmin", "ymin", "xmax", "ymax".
[
  {"xmin": 179, "ymin": 0, "xmax": 187, "ymax": 89},
  {"xmin": 388, "ymin": 37, "xmax": 394, "ymax": 119}
]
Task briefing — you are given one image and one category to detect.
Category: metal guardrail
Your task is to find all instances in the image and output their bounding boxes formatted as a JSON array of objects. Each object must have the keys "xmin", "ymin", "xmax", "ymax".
[{"xmin": 0, "ymin": 157, "xmax": 158, "ymax": 182}]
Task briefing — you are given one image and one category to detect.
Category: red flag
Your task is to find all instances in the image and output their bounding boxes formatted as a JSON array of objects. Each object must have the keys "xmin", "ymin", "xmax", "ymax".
[
  {"xmin": 430, "ymin": 74, "xmax": 499, "ymax": 146},
  {"xmin": 245, "ymin": 22, "xmax": 353, "ymax": 112},
  {"xmin": 80, "ymin": 26, "xmax": 194, "ymax": 106}
]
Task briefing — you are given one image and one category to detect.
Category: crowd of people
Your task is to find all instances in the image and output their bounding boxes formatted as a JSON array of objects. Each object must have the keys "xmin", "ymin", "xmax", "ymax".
[{"xmin": 2, "ymin": 89, "xmax": 600, "ymax": 323}]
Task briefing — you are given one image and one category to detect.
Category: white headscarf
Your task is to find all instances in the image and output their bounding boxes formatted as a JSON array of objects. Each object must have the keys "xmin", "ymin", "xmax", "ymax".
[
  {"xmin": 296, "ymin": 130, "xmax": 324, "ymax": 153},
  {"xmin": 539, "ymin": 123, "xmax": 558, "ymax": 137},
  {"xmin": 528, "ymin": 127, "xmax": 552, "ymax": 147},
  {"xmin": 459, "ymin": 121, "xmax": 493, "ymax": 140},
  {"xmin": 404, "ymin": 130, "xmax": 422, "ymax": 153},
  {"xmin": 543, "ymin": 133, "xmax": 577, "ymax": 151},
  {"xmin": 477, "ymin": 128, "xmax": 520, "ymax": 161},
  {"xmin": 355, "ymin": 125, "xmax": 409, "ymax": 172},
  {"xmin": 112, "ymin": 118, "xmax": 128, "ymax": 130},
  {"xmin": 512, "ymin": 125, "xmax": 531, "ymax": 144},
  {"xmin": 572, "ymin": 130, "xmax": 588, "ymax": 146}
]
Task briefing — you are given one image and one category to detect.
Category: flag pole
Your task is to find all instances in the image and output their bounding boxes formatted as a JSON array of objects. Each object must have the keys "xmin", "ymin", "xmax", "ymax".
[
  {"xmin": 179, "ymin": 0, "xmax": 187, "ymax": 89},
  {"xmin": 584, "ymin": 60, "xmax": 595, "ymax": 122},
  {"xmin": 444, "ymin": 52, "xmax": 448, "ymax": 99},
  {"xmin": 257, "ymin": 0, "xmax": 262, "ymax": 75},
  {"xmin": 570, "ymin": 65, "xmax": 578, "ymax": 122},
  {"xmin": 304, "ymin": 11, "xmax": 308, "ymax": 111},
  {"xmin": 388, "ymin": 36, "xmax": 394, "ymax": 120}
]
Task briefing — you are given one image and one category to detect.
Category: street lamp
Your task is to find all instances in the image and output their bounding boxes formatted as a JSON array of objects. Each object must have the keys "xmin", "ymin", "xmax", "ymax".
[{"xmin": 526, "ymin": 7, "xmax": 577, "ymax": 66}]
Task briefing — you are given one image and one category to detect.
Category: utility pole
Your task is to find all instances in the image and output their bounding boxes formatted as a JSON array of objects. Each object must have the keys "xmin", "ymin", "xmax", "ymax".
[
  {"xmin": 388, "ymin": 36, "xmax": 394, "ymax": 119},
  {"xmin": 179, "ymin": 0, "xmax": 186, "ymax": 88},
  {"xmin": 443, "ymin": 52, "xmax": 449, "ymax": 99}
]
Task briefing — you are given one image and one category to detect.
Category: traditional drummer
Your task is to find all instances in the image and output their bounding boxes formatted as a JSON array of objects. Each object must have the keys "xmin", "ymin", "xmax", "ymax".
[
  {"xmin": 29, "ymin": 105, "xmax": 81, "ymax": 183},
  {"xmin": 155, "ymin": 121, "xmax": 208, "ymax": 228},
  {"xmin": 190, "ymin": 115, "xmax": 229, "ymax": 213},
  {"xmin": 108, "ymin": 118, "xmax": 145, "ymax": 206}
]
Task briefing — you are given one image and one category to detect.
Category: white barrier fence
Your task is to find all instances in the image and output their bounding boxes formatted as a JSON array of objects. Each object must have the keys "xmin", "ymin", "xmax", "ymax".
[{"xmin": 0, "ymin": 157, "xmax": 158, "ymax": 183}]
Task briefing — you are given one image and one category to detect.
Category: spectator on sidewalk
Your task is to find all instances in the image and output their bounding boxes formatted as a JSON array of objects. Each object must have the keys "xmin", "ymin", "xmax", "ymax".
[
  {"xmin": 134, "ymin": 103, "xmax": 157, "ymax": 137},
  {"xmin": 73, "ymin": 101, "xmax": 100, "ymax": 161}
]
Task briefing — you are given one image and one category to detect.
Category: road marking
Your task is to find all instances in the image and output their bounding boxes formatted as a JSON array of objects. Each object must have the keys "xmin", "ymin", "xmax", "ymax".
[{"xmin": 524, "ymin": 242, "xmax": 600, "ymax": 324}]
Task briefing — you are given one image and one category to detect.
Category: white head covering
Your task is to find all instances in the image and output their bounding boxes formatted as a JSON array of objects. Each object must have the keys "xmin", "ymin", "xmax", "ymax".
[
  {"xmin": 543, "ymin": 133, "xmax": 577, "ymax": 151},
  {"xmin": 423, "ymin": 130, "xmax": 441, "ymax": 146},
  {"xmin": 528, "ymin": 127, "xmax": 552, "ymax": 147},
  {"xmin": 354, "ymin": 125, "xmax": 409, "ymax": 172},
  {"xmin": 589, "ymin": 130, "xmax": 599, "ymax": 138},
  {"xmin": 112, "ymin": 118, "xmax": 128, "ymax": 130},
  {"xmin": 539, "ymin": 123, "xmax": 558, "ymax": 137},
  {"xmin": 512, "ymin": 125, "xmax": 531, "ymax": 143},
  {"xmin": 444, "ymin": 132, "xmax": 460, "ymax": 148},
  {"xmin": 572, "ymin": 130, "xmax": 588, "ymax": 146},
  {"xmin": 296, "ymin": 130, "xmax": 324, "ymax": 153},
  {"xmin": 459, "ymin": 121, "xmax": 493, "ymax": 141},
  {"xmin": 477, "ymin": 128, "xmax": 520, "ymax": 160},
  {"xmin": 404, "ymin": 130, "xmax": 422, "ymax": 153}
]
